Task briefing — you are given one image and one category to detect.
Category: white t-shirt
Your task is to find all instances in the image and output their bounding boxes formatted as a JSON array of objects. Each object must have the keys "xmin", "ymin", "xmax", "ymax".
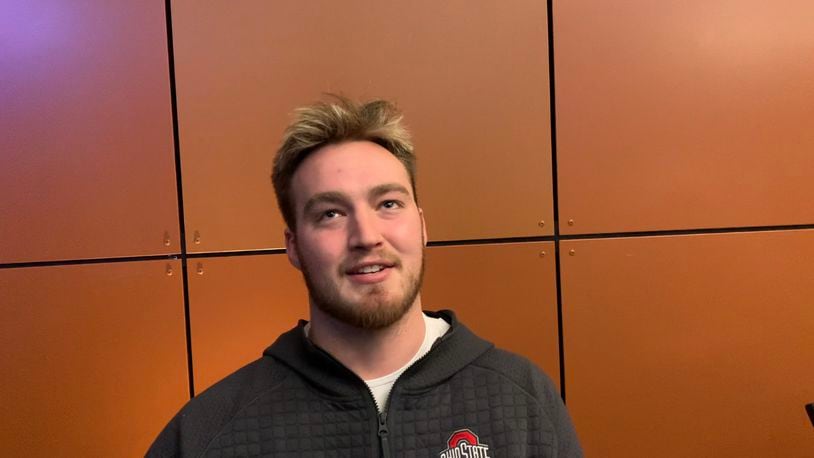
[{"xmin": 365, "ymin": 313, "xmax": 450, "ymax": 412}]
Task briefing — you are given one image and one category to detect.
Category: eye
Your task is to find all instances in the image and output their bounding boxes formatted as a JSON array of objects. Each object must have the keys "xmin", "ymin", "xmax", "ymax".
[
  {"xmin": 380, "ymin": 200, "xmax": 404, "ymax": 210},
  {"xmin": 315, "ymin": 208, "xmax": 344, "ymax": 223}
]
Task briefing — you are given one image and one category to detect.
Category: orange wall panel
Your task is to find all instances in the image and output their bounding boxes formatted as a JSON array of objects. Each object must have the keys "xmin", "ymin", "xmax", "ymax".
[
  {"xmin": 0, "ymin": 260, "xmax": 189, "ymax": 457},
  {"xmin": 561, "ymin": 231, "xmax": 814, "ymax": 457},
  {"xmin": 188, "ymin": 254, "xmax": 308, "ymax": 394},
  {"xmin": 0, "ymin": 2, "xmax": 179, "ymax": 263},
  {"xmin": 172, "ymin": 0, "xmax": 553, "ymax": 252},
  {"xmin": 423, "ymin": 242, "xmax": 561, "ymax": 390},
  {"xmin": 555, "ymin": 0, "xmax": 814, "ymax": 234},
  {"xmin": 5, "ymin": 0, "xmax": 812, "ymax": 454}
]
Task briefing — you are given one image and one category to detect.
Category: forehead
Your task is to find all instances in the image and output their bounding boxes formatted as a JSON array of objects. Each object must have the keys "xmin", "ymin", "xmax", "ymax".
[{"xmin": 290, "ymin": 140, "xmax": 413, "ymax": 201}]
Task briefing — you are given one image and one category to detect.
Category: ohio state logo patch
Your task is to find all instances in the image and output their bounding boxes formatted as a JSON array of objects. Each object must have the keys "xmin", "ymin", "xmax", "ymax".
[{"xmin": 439, "ymin": 429, "xmax": 491, "ymax": 458}]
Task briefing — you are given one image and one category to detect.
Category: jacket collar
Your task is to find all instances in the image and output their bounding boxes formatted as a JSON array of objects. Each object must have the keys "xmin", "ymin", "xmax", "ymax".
[{"xmin": 263, "ymin": 310, "xmax": 493, "ymax": 397}]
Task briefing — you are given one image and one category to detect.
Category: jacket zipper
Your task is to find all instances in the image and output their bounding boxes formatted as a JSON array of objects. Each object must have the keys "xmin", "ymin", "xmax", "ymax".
[
  {"xmin": 377, "ymin": 411, "xmax": 391, "ymax": 458},
  {"xmin": 312, "ymin": 320, "xmax": 455, "ymax": 458},
  {"xmin": 373, "ymin": 324, "xmax": 455, "ymax": 458},
  {"xmin": 373, "ymin": 333, "xmax": 449, "ymax": 458}
]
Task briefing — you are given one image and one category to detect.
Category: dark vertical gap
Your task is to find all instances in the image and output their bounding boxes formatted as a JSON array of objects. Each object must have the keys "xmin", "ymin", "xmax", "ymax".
[
  {"xmin": 164, "ymin": 0, "xmax": 195, "ymax": 399},
  {"xmin": 546, "ymin": 0, "xmax": 567, "ymax": 403}
]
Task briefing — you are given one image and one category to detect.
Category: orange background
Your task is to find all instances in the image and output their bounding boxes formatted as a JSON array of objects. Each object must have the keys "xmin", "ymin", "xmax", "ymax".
[{"xmin": 1, "ymin": 1, "xmax": 812, "ymax": 456}]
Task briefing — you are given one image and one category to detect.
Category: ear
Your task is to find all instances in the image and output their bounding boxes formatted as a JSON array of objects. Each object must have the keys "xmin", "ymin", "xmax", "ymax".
[
  {"xmin": 284, "ymin": 228, "xmax": 302, "ymax": 270},
  {"xmin": 419, "ymin": 208, "xmax": 428, "ymax": 247}
]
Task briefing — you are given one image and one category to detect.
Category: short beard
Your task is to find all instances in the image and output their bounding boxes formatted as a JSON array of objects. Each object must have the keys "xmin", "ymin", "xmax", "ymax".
[{"xmin": 301, "ymin": 257, "xmax": 425, "ymax": 330}]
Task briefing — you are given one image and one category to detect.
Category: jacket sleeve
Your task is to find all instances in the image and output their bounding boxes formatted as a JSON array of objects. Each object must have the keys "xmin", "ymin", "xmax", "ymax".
[
  {"xmin": 145, "ymin": 414, "xmax": 182, "ymax": 457},
  {"xmin": 530, "ymin": 367, "xmax": 583, "ymax": 458},
  {"xmin": 474, "ymin": 348, "xmax": 584, "ymax": 457},
  {"xmin": 145, "ymin": 357, "xmax": 286, "ymax": 457}
]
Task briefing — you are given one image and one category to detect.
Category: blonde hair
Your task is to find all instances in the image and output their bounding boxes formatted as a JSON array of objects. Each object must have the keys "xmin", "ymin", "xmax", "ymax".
[{"xmin": 272, "ymin": 96, "xmax": 416, "ymax": 230}]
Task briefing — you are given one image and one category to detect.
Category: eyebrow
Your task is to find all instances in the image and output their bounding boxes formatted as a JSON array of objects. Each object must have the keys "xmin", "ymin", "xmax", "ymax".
[
  {"xmin": 369, "ymin": 183, "xmax": 411, "ymax": 200},
  {"xmin": 301, "ymin": 183, "xmax": 412, "ymax": 216}
]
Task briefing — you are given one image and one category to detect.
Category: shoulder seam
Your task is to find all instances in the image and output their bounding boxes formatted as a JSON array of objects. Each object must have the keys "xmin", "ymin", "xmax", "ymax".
[
  {"xmin": 468, "ymin": 359, "xmax": 560, "ymax": 452},
  {"xmin": 468, "ymin": 361, "xmax": 545, "ymax": 407},
  {"xmin": 197, "ymin": 363, "xmax": 291, "ymax": 457}
]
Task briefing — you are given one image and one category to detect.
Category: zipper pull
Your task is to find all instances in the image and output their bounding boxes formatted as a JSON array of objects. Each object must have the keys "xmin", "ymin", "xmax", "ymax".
[{"xmin": 378, "ymin": 412, "xmax": 391, "ymax": 458}]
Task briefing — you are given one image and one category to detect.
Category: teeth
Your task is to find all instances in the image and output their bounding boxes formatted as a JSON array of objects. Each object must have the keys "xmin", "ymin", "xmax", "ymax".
[{"xmin": 356, "ymin": 265, "xmax": 384, "ymax": 274}]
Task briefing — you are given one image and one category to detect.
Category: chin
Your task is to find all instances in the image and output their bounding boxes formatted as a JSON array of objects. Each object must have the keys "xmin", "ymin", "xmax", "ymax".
[{"xmin": 318, "ymin": 296, "xmax": 414, "ymax": 330}]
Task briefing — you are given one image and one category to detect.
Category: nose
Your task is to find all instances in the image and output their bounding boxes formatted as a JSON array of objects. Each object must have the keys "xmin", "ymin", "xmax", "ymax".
[{"xmin": 348, "ymin": 208, "xmax": 383, "ymax": 250}]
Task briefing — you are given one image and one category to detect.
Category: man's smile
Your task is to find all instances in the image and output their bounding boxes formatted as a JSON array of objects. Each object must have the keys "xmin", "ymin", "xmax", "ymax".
[
  {"xmin": 345, "ymin": 260, "xmax": 398, "ymax": 284},
  {"xmin": 351, "ymin": 264, "xmax": 386, "ymax": 274}
]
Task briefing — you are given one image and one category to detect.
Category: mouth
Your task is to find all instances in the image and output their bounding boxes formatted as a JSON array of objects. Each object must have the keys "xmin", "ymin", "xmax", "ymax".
[
  {"xmin": 343, "ymin": 259, "xmax": 399, "ymax": 285},
  {"xmin": 346, "ymin": 261, "xmax": 396, "ymax": 276}
]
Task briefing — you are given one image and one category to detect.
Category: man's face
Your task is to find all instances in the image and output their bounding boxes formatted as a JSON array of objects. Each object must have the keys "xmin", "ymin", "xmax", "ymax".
[{"xmin": 284, "ymin": 140, "xmax": 427, "ymax": 329}]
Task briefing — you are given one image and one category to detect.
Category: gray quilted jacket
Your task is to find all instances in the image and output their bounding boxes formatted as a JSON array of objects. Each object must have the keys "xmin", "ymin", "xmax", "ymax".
[{"xmin": 147, "ymin": 310, "xmax": 582, "ymax": 457}]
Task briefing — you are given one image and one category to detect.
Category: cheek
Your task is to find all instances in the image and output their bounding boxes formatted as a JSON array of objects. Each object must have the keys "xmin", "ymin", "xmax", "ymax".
[
  {"xmin": 298, "ymin": 232, "xmax": 344, "ymax": 266},
  {"xmin": 391, "ymin": 218, "xmax": 425, "ymax": 252}
]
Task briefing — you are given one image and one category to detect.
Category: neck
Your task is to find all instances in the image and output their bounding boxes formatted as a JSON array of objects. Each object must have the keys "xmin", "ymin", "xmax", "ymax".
[{"xmin": 308, "ymin": 300, "xmax": 426, "ymax": 380}]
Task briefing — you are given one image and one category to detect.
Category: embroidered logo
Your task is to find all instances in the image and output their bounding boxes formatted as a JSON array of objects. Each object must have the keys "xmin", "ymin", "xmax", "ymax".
[{"xmin": 439, "ymin": 429, "xmax": 491, "ymax": 458}]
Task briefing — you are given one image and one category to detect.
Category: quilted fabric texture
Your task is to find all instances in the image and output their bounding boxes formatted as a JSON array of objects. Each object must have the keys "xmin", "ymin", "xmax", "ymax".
[
  {"xmin": 386, "ymin": 364, "xmax": 554, "ymax": 457},
  {"xmin": 203, "ymin": 375, "xmax": 374, "ymax": 457},
  {"xmin": 147, "ymin": 310, "xmax": 582, "ymax": 457}
]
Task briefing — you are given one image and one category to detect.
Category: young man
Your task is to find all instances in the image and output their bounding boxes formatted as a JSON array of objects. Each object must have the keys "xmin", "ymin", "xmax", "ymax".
[{"xmin": 148, "ymin": 98, "xmax": 582, "ymax": 457}]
